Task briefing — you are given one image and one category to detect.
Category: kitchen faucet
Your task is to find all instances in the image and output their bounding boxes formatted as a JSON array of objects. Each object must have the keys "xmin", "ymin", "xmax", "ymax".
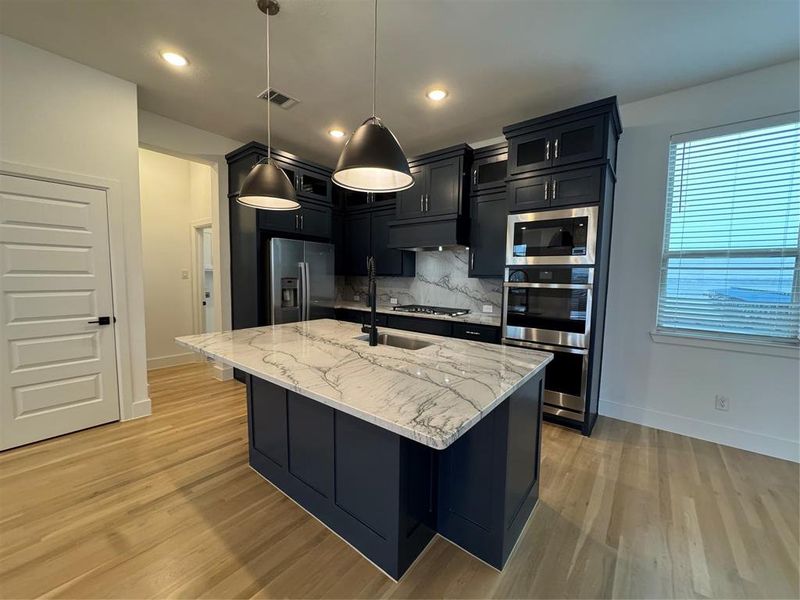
[{"xmin": 361, "ymin": 256, "xmax": 378, "ymax": 346}]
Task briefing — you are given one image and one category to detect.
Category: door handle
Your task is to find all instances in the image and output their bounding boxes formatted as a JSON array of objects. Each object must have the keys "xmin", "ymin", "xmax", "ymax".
[
  {"xmin": 88, "ymin": 316, "xmax": 111, "ymax": 325},
  {"xmin": 294, "ymin": 214, "xmax": 299, "ymax": 229},
  {"xmin": 545, "ymin": 140, "xmax": 550, "ymax": 160},
  {"xmin": 554, "ymin": 139, "xmax": 559, "ymax": 159},
  {"xmin": 420, "ymin": 194, "xmax": 424, "ymax": 212},
  {"xmin": 473, "ymin": 169, "xmax": 477, "ymax": 186},
  {"xmin": 300, "ymin": 214, "xmax": 304, "ymax": 230},
  {"xmin": 552, "ymin": 180, "xmax": 557, "ymax": 199},
  {"xmin": 544, "ymin": 180, "xmax": 549, "ymax": 201},
  {"xmin": 470, "ymin": 251, "xmax": 475, "ymax": 270},
  {"xmin": 425, "ymin": 194, "xmax": 430, "ymax": 212}
]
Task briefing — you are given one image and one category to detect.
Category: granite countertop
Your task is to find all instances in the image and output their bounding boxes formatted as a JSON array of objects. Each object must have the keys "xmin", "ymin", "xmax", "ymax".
[
  {"xmin": 176, "ymin": 319, "xmax": 550, "ymax": 450},
  {"xmin": 335, "ymin": 300, "xmax": 503, "ymax": 326}
]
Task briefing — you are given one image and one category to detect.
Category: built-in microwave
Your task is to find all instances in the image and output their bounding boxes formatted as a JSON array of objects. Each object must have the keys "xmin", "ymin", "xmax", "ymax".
[{"xmin": 506, "ymin": 206, "xmax": 598, "ymax": 266}]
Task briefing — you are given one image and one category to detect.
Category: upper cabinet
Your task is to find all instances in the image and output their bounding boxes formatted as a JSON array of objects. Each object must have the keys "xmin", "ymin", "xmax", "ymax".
[
  {"xmin": 395, "ymin": 145, "xmax": 471, "ymax": 221},
  {"xmin": 470, "ymin": 142, "xmax": 508, "ymax": 194},
  {"xmin": 504, "ymin": 97, "xmax": 621, "ymax": 178}
]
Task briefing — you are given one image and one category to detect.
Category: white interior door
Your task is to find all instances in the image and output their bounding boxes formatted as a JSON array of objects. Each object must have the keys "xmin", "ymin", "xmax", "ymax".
[{"xmin": 0, "ymin": 174, "xmax": 120, "ymax": 450}]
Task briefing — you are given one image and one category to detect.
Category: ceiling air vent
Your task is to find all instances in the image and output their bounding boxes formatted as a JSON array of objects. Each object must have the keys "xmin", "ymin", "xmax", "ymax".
[{"xmin": 258, "ymin": 88, "xmax": 299, "ymax": 109}]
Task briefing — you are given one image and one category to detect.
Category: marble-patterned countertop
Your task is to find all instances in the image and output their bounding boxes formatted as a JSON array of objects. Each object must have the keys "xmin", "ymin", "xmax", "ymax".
[
  {"xmin": 176, "ymin": 319, "xmax": 550, "ymax": 450},
  {"xmin": 335, "ymin": 301, "xmax": 503, "ymax": 326}
]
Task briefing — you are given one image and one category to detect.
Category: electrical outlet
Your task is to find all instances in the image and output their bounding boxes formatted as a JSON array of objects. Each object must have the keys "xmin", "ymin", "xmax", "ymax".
[
  {"xmin": 482, "ymin": 305, "xmax": 493, "ymax": 313},
  {"xmin": 715, "ymin": 394, "xmax": 730, "ymax": 411},
  {"xmin": 390, "ymin": 297, "xmax": 398, "ymax": 305},
  {"xmin": 353, "ymin": 294, "xmax": 360, "ymax": 301}
]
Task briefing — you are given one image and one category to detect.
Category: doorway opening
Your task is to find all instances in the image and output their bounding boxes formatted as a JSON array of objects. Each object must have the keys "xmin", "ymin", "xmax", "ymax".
[{"xmin": 138, "ymin": 148, "xmax": 216, "ymax": 370}]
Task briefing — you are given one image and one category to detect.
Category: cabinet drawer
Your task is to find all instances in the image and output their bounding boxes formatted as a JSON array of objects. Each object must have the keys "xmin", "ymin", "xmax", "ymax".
[
  {"xmin": 386, "ymin": 315, "xmax": 452, "ymax": 337},
  {"xmin": 451, "ymin": 323, "xmax": 501, "ymax": 344},
  {"xmin": 335, "ymin": 308, "xmax": 387, "ymax": 326}
]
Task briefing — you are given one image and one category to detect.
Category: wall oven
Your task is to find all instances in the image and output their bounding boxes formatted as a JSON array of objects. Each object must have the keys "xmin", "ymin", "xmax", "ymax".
[
  {"xmin": 503, "ymin": 266, "xmax": 593, "ymax": 348},
  {"xmin": 506, "ymin": 206, "xmax": 598, "ymax": 266}
]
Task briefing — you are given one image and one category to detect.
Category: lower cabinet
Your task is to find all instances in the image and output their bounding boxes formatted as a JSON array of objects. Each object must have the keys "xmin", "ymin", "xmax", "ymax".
[{"xmin": 334, "ymin": 308, "xmax": 501, "ymax": 344}]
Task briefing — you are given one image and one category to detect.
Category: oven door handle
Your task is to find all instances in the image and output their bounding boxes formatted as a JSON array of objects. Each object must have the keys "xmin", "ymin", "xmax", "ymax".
[
  {"xmin": 503, "ymin": 282, "xmax": 592, "ymax": 290},
  {"xmin": 502, "ymin": 339, "xmax": 590, "ymax": 355}
]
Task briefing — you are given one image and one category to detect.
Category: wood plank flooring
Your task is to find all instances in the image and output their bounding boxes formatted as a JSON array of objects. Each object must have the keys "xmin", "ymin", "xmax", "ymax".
[{"xmin": 1, "ymin": 363, "xmax": 797, "ymax": 599}]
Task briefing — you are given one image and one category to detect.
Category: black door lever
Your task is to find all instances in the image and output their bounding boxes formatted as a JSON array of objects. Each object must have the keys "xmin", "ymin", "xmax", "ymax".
[{"xmin": 88, "ymin": 316, "xmax": 111, "ymax": 325}]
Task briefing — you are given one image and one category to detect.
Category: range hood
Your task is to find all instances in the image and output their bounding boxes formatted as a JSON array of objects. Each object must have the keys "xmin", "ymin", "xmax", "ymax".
[{"xmin": 388, "ymin": 214, "xmax": 469, "ymax": 252}]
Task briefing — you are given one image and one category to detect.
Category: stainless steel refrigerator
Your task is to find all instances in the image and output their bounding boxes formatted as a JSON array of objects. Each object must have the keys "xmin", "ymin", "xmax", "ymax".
[{"xmin": 267, "ymin": 238, "xmax": 335, "ymax": 325}]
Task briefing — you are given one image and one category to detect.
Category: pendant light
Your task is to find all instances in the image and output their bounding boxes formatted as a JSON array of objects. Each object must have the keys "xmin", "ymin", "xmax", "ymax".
[
  {"xmin": 332, "ymin": 0, "xmax": 413, "ymax": 193},
  {"xmin": 238, "ymin": 0, "xmax": 299, "ymax": 210}
]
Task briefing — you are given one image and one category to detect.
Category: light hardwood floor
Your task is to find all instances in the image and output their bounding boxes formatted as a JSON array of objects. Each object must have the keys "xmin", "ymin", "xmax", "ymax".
[{"xmin": 1, "ymin": 363, "xmax": 797, "ymax": 599}]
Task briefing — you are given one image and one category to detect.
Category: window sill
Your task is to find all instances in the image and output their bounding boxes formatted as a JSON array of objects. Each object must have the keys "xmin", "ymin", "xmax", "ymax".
[{"xmin": 649, "ymin": 330, "xmax": 799, "ymax": 359}]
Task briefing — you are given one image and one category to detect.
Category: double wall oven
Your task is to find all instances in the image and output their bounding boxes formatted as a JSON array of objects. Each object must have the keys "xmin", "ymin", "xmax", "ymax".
[{"xmin": 502, "ymin": 206, "xmax": 598, "ymax": 423}]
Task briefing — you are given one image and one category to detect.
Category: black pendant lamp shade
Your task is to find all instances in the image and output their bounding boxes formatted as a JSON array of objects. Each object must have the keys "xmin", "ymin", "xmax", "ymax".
[
  {"xmin": 332, "ymin": 117, "xmax": 414, "ymax": 193},
  {"xmin": 238, "ymin": 159, "xmax": 298, "ymax": 210}
]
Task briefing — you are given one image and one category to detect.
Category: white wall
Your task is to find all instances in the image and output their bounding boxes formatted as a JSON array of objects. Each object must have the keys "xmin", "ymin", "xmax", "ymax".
[
  {"xmin": 138, "ymin": 110, "xmax": 244, "ymax": 379},
  {"xmin": 0, "ymin": 35, "xmax": 150, "ymax": 419},
  {"xmin": 603, "ymin": 61, "xmax": 800, "ymax": 462},
  {"xmin": 139, "ymin": 148, "xmax": 213, "ymax": 369}
]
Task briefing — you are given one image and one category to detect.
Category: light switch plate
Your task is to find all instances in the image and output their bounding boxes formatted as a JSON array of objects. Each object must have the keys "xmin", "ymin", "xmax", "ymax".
[
  {"xmin": 390, "ymin": 297, "xmax": 398, "ymax": 305},
  {"xmin": 181, "ymin": 269, "xmax": 190, "ymax": 280},
  {"xmin": 482, "ymin": 305, "xmax": 493, "ymax": 313}
]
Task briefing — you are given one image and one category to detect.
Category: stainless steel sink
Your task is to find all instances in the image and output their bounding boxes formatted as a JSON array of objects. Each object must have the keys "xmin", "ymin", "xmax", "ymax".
[{"xmin": 357, "ymin": 333, "xmax": 433, "ymax": 351}]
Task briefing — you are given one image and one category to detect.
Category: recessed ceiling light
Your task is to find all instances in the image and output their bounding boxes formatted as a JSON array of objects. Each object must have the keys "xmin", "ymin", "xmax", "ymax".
[
  {"xmin": 426, "ymin": 89, "xmax": 448, "ymax": 101},
  {"xmin": 329, "ymin": 129, "xmax": 346, "ymax": 138},
  {"xmin": 161, "ymin": 51, "xmax": 189, "ymax": 67}
]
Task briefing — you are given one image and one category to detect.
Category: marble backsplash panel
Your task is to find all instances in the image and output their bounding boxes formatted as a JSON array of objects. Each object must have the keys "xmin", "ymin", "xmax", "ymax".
[{"xmin": 336, "ymin": 248, "xmax": 503, "ymax": 315}]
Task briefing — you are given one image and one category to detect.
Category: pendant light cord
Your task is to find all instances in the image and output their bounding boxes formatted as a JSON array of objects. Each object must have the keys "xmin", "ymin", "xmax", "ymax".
[
  {"xmin": 372, "ymin": 0, "xmax": 377, "ymax": 119},
  {"xmin": 266, "ymin": 8, "xmax": 271, "ymax": 161}
]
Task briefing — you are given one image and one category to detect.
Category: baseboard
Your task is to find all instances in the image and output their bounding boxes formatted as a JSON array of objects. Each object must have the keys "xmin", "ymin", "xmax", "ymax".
[
  {"xmin": 129, "ymin": 397, "xmax": 152, "ymax": 419},
  {"xmin": 599, "ymin": 398, "xmax": 800, "ymax": 463},
  {"xmin": 212, "ymin": 362, "xmax": 233, "ymax": 381},
  {"xmin": 146, "ymin": 352, "xmax": 199, "ymax": 370}
]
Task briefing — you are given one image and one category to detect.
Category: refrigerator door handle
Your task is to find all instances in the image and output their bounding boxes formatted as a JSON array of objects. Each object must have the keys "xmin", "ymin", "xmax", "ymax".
[
  {"xmin": 298, "ymin": 261, "xmax": 307, "ymax": 321},
  {"xmin": 303, "ymin": 261, "xmax": 311, "ymax": 320}
]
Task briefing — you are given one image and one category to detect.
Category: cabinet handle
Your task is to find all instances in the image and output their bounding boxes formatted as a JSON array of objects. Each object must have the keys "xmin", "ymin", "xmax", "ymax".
[
  {"xmin": 545, "ymin": 140, "xmax": 550, "ymax": 160},
  {"xmin": 473, "ymin": 169, "xmax": 477, "ymax": 186},
  {"xmin": 552, "ymin": 180, "xmax": 557, "ymax": 199},
  {"xmin": 554, "ymin": 139, "xmax": 559, "ymax": 159},
  {"xmin": 299, "ymin": 174, "xmax": 304, "ymax": 189},
  {"xmin": 420, "ymin": 194, "xmax": 424, "ymax": 212},
  {"xmin": 300, "ymin": 214, "xmax": 304, "ymax": 229},
  {"xmin": 425, "ymin": 194, "xmax": 429, "ymax": 212},
  {"xmin": 464, "ymin": 330, "xmax": 481, "ymax": 336},
  {"xmin": 470, "ymin": 251, "xmax": 475, "ymax": 270},
  {"xmin": 294, "ymin": 214, "xmax": 299, "ymax": 229},
  {"xmin": 544, "ymin": 180, "xmax": 549, "ymax": 201}
]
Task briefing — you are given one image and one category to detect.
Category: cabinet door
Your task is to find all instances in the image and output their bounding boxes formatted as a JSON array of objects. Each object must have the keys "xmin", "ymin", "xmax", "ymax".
[
  {"xmin": 298, "ymin": 203, "xmax": 332, "ymax": 239},
  {"xmin": 469, "ymin": 192, "xmax": 508, "ymax": 277},
  {"xmin": 258, "ymin": 206, "xmax": 298, "ymax": 233},
  {"xmin": 371, "ymin": 208, "xmax": 413, "ymax": 276},
  {"xmin": 396, "ymin": 166, "xmax": 426, "ymax": 219},
  {"xmin": 508, "ymin": 129, "xmax": 552, "ymax": 175},
  {"xmin": 272, "ymin": 159, "xmax": 298, "ymax": 195},
  {"xmin": 507, "ymin": 175, "xmax": 549, "ymax": 212},
  {"xmin": 551, "ymin": 116, "xmax": 605, "ymax": 167},
  {"xmin": 342, "ymin": 189, "xmax": 370, "ymax": 210},
  {"xmin": 296, "ymin": 168, "xmax": 331, "ymax": 204},
  {"xmin": 343, "ymin": 212, "xmax": 371, "ymax": 276},
  {"xmin": 332, "ymin": 211, "xmax": 345, "ymax": 275},
  {"xmin": 426, "ymin": 157, "xmax": 462, "ymax": 216},
  {"xmin": 371, "ymin": 191, "xmax": 397, "ymax": 209},
  {"xmin": 471, "ymin": 153, "xmax": 508, "ymax": 193},
  {"xmin": 550, "ymin": 167, "xmax": 603, "ymax": 207}
]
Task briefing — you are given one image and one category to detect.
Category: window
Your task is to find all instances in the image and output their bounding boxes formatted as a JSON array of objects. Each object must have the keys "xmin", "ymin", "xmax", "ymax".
[{"xmin": 656, "ymin": 114, "xmax": 800, "ymax": 345}]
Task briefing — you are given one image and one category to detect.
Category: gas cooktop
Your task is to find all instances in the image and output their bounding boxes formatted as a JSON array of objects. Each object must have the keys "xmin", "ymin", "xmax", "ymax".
[{"xmin": 392, "ymin": 304, "xmax": 470, "ymax": 317}]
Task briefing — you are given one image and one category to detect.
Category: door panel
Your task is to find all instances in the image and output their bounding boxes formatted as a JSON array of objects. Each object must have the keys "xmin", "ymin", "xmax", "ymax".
[
  {"xmin": 508, "ymin": 129, "xmax": 551, "ymax": 175},
  {"xmin": 396, "ymin": 166, "xmax": 426, "ymax": 219},
  {"xmin": 299, "ymin": 203, "xmax": 332, "ymax": 239},
  {"xmin": 550, "ymin": 167, "xmax": 603, "ymax": 207},
  {"xmin": 426, "ymin": 158, "xmax": 461, "ymax": 216},
  {"xmin": 304, "ymin": 241, "xmax": 335, "ymax": 320},
  {"xmin": 0, "ymin": 174, "xmax": 120, "ymax": 450},
  {"xmin": 343, "ymin": 212, "xmax": 371, "ymax": 276},
  {"xmin": 507, "ymin": 175, "xmax": 549, "ymax": 211},
  {"xmin": 370, "ymin": 209, "xmax": 403, "ymax": 276},
  {"xmin": 469, "ymin": 192, "xmax": 507, "ymax": 277},
  {"xmin": 551, "ymin": 116, "xmax": 605, "ymax": 167}
]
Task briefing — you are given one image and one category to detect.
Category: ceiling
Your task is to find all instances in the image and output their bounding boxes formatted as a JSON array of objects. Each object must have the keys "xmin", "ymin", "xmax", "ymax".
[{"xmin": 1, "ymin": 0, "xmax": 797, "ymax": 167}]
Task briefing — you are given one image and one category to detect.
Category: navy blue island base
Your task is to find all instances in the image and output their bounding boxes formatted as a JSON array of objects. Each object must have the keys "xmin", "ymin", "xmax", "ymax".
[{"xmin": 246, "ymin": 372, "xmax": 545, "ymax": 580}]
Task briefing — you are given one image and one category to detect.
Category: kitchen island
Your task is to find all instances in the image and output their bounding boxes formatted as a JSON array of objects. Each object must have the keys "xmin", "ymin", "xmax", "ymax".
[{"xmin": 177, "ymin": 319, "xmax": 551, "ymax": 579}]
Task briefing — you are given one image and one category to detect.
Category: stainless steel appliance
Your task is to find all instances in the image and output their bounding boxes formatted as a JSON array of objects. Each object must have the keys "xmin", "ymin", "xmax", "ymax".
[
  {"xmin": 506, "ymin": 206, "xmax": 598, "ymax": 266},
  {"xmin": 503, "ymin": 266, "xmax": 593, "ymax": 348},
  {"xmin": 393, "ymin": 305, "xmax": 470, "ymax": 316},
  {"xmin": 268, "ymin": 238, "xmax": 335, "ymax": 324}
]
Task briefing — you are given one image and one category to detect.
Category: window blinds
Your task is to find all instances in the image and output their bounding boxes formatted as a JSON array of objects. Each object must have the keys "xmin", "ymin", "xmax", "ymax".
[{"xmin": 656, "ymin": 115, "xmax": 800, "ymax": 344}]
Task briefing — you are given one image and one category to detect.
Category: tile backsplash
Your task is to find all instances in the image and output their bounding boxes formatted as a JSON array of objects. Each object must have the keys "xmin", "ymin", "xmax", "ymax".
[{"xmin": 337, "ymin": 248, "xmax": 502, "ymax": 314}]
